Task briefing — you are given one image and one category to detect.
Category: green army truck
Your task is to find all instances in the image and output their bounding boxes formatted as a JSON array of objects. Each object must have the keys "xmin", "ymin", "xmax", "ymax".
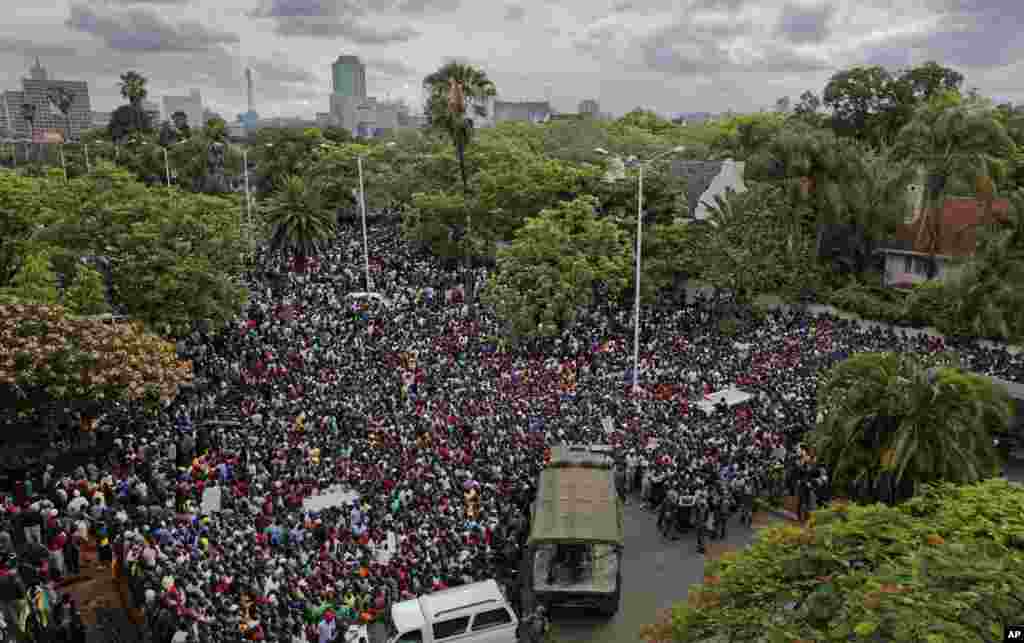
[{"xmin": 524, "ymin": 445, "xmax": 624, "ymax": 617}]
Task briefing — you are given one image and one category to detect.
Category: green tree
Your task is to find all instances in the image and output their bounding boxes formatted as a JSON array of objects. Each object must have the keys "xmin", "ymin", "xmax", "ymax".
[
  {"xmin": 791, "ymin": 89, "xmax": 824, "ymax": 127},
  {"xmin": 262, "ymin": 174, "xmax": 335, "ymax": 275},
  {"xmin": 423, "ymin": 61, "xmax": 498, "ymax": 298},
  {"xmin": 644, "ymin": 479, "xmax": 1024, "ymax": 643},
  {"xmin": 203, "ymin": 116, "xmax": 228, "ymax": 142},
  {"xmin": 812, "ymin": 352, "xmax": 1010, "ymax": 504},
  {"xmin": 171, "ymin": 110, "xmax": 191, "ymax": 139},
  {"xmin": 482, "ymin": 195, "xmax": 630, "ymax": 339},
  {"xmin": 894, "ymin": 97, "xmax": 1017, "ymax": 264},
  {"xmin": 46, "ymin": 87, "xmax": 75, "ymax": 142},
  {"xmin": 0, "ymin": 303, "xmax": 192, "ymax": 418},
  {"xmin": 899, "ymin": 60, "xmax": 964, "ymax": 102},
  {"xmin": 117, "ymin": 71, "xmax": 150, "ymax": 136},
  {"xmin": 63, "ymin": 263, "xmax": 109, "ymax": 316},
  {"xmin": 1, "ymin": 249, "xmax": 58, "ymax": 305},
  {"xmin": 941, "ymin": 187, "xmax": 1024, "ymax": 342},
  {"xmin": 250, "ymin": 127, "xmax": 326, "ymax": 196}
]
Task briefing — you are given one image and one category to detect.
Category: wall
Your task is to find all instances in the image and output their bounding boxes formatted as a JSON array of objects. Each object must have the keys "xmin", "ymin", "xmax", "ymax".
[
  {"xmin": 882, "ymin": 253, "xmax": 965, "ymax": 288},
  {"xmin": 694, "ymin": 159, "xmax": 747, "ymax": 221}
]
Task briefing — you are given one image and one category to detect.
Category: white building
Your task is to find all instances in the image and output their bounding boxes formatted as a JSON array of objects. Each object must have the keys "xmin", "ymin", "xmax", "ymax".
[{"xmin": 163, "ymin": 89, "xmax": 203, "ymax": 131}]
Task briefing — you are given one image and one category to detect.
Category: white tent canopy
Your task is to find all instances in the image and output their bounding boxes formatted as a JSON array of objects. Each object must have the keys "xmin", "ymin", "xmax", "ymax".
[{"xmin": 695, "ymin": 386, "xmax": 753, "ymax": 416}]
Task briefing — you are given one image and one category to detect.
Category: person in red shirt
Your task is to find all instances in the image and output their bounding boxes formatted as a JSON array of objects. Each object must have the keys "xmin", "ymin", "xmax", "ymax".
[{"xmin": 49, "ymin": 528, "xmax": 68, "ymax": 580}]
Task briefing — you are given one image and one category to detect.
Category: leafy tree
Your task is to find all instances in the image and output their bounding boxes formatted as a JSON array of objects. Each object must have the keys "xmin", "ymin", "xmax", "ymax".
[
  {"xmin": 700, "ymin": 182, "xmax": 821, "ymax": 302},
  {"xmin": 812, "ymin": 352, "xmax": 1010, "ymax": 504},
  {"xmin": 899, "ymin": 60, "xmax": 964, "ymax": 102},
  {"xmin": 791, "ymin": 90, "xmax": 824, "ymax": 126},
  {"xmin": 708, "ymin": 113, "xmax": 786, "ymax": 160},
  {"xmin": 0, "ymin": 303, "xmax": 192, "ymax": 417},
  {"xmin": 423, "ymin": 61, "xmax": 497, "ymax": 196},
  {"xmin": 941, "ymin": 188, "xmax": 1024, "ymax": 342},
  {"xmin": 1, "ymin": 249, "xmax": 59, "ymax": 305},
  {"xmin": 823, "ymin": 65, "xmax": 900, "ymax": 144},
  {"xmin": 423, "ymin": 61, "xmax": 497, "ymax": 298},
  {"xmin": 46, "ymin": 87, "xmax": 75, "ymax": 142},
  {"xmin": 402, "ymin": 190, "xmax": 473, "ymax": 264},
  {"xmin": 63, "ymin": 263, "xmax": 109, "ymax": 316},
  {"xmin": 203, "ymin": 116, "xmax": 228, "ymax": 142},
  {"xmin": 262, "ymin": 174, "xmax": 336, "ymax": 275},
  {"xmin": 894, "ymin": 97, "xmax": 1017, "ymax": 263},
  {"xmin": 482, "ymin": 195, "xmax": 630, "ymax": 339},
  {"xmin": 322, "ymin": 126, "xmax": 353, "ymax": 144},
  {"xmin": 613, "ymin": 109, "xmax": 677, "ymax": 136},
  {"xmin": 644, "ymin": 479, "xmax": 1024, "ymax": 643},
  {"xmin": 171, "ymin": 110, "xmax": 191, "ymax": 139},
  {"xmin": 640, "ymin": 221, "xmax": 707, "ymax": 302},
  {"xmin": 249, "ymin": 127, "xmax": 326, "ymax": 196},
  {"xmin": 117, "ymin": 71, "xmax": 151, "ymax": 136}
]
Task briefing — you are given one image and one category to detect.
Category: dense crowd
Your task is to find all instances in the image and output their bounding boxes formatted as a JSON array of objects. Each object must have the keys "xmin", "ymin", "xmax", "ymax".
[{"xmin": 2, "ymin": 217, "xmax": 1023, "ymax": 643}]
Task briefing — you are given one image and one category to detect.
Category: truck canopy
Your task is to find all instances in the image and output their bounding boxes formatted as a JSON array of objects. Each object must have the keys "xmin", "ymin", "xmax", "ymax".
[{"xmin": 528, "ymin": 446, "xmax": 624, "ymax": 547}]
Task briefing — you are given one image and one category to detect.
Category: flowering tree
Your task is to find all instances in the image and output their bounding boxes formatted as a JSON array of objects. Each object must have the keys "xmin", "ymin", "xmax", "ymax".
[{"xmin": 0, "ymin": 304, "xmax": 192, "ymax": 423}]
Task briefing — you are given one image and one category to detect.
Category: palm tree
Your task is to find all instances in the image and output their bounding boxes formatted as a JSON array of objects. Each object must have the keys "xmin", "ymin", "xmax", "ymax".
[
  {"xmin": 20, "ymin": 103, "xmax": 36, "ymax": 162},
  {"xmin": 262, "ymin": 174, "xmax": 336, "ymax": 274},
  {"xmin": 118, "ymin": 71, "xmax": 149, "ymax": 133},
  {"xmin": 812, "ymin": 352, "xmax": 1011, "ymax": 504},
  {"xmin": 894, "ymin": 99, "xmax": 1016, "ymax": 274},
  {"xmin": 422, "ymin": 61, "xmax": 497, "ymax": 298},
  {"xmin": 47, "ymin": 87, "xmax": 75, "ymax": 142}
]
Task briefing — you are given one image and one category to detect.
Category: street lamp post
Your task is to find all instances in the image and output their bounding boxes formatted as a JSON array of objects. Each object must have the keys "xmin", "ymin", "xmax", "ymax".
[
  {"xmin": 353, "ymin": 141, "xmax": 397, "ymax": 293},
  {"xmin": 59, "ymin": 143, "xmax": 67, "ymax": 183},
  {"xmin": 163, "ymin": 147, "xmax": 171, "ymax": 187},
  {"xmin": 595, "ymin": 145, "xmax": 685, "ymax": 394}
]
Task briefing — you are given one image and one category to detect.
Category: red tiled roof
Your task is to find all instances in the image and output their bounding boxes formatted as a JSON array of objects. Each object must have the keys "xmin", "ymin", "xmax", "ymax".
[{"xmin": 894, "ymin": 197, "xmax": 1011, "ymax": 257}]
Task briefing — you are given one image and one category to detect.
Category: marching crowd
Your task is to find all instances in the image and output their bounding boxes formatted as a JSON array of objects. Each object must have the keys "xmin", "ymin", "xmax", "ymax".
[{"xmin": 1, "ymin": 217, "xmax": 1023, "ymax": 643}]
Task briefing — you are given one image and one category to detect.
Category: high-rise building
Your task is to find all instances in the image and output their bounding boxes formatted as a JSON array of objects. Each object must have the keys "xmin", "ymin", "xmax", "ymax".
[
  {"xmin": 2, "ymin": 59, "xmax": 91, "ymax": 141},
  {"xmin": 332, "ymin": 55, "xmax": 367, "ymax": 98},
  {"xmin": 578, "ymin": 99, "xmax": 600, "ymax": 117},
  {"xmin": 163, "ymin": 89, "xmax": 203, "ymax": 132},
  {"xmin": 246, "ymin": 68, "xmax": 254, "ymax": 113}
]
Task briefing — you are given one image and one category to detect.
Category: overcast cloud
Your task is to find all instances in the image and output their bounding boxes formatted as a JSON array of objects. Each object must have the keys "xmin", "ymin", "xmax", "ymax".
[{"xmin": 1, "ymin": 0, "xmax": 1021, "ymax": 122}]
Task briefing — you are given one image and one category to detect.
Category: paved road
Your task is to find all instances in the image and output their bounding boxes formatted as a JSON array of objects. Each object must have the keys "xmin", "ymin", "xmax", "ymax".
[
  {"xmin": 545, "ymin": 465, "xmax": 1024, "ymax": 643},
  {"xmin": 542, "ymin": 493, "xmax": 767, "ymax": 643}
]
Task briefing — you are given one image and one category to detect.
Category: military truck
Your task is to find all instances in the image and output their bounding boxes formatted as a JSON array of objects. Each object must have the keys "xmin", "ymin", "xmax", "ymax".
[{"xmin": 523, "ymin": 445, "xmax": 624, "ymax": 617}]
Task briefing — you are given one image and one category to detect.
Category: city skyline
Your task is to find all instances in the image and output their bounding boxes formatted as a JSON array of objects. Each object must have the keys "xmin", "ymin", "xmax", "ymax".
[{"xmin": 1, "ymin": 0, "xmax": 1022, "ymax": 124}]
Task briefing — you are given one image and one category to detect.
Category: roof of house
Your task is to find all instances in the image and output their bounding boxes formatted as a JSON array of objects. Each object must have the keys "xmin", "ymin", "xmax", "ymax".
[
  {"xmin": 881, "ymin": 196, "xmax": 1011, "ymax": 257},
  {"xmin": 669, "ymin": 160, "xmax": 725, "ymax": 216}
]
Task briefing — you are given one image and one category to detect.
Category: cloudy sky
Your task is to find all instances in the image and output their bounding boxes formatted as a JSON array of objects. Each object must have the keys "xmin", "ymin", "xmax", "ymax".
[{"xmin": 1, "ymin": 0, "xmax": 1021, "ymax": 121}]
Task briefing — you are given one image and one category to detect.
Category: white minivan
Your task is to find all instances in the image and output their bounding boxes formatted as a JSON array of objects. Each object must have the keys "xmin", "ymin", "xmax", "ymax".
[{"xmin": 370, "ymin": 579, "xmax": 520, "ymax": 643}]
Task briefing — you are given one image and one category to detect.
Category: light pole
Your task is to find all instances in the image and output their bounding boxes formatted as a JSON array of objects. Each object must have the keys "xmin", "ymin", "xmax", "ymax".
[
  {"xmin": 595, "ymin": 145, "xmax": 685, "ymax": 394},
  {"xmin": 352, "ymin": 141, "xmax": 396, "ymax": 292},
  {"xmin": 59, "ymin": 143, "xmax": 67, "ymax": 183},
  {"xmin": 83, "ymin": 142, "xmax": 90, "ymax": 173}
]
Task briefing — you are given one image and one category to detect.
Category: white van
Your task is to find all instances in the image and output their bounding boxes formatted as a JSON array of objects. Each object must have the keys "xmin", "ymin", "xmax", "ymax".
[{"xmin": 375, "ymin": 579, "xmax": 519, "ymax": 643}]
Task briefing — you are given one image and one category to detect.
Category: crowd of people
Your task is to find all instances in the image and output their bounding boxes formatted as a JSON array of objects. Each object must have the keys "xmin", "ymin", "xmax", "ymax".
[{"xmin": 1, "ymin": 215, "xmax": 1023, "ymax": 643}]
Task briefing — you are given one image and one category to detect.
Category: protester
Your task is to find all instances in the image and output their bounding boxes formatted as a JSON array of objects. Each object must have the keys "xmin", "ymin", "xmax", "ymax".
[{"xmin": 5, "ymin": 216, "xmax": 1022, "ymax": 642}]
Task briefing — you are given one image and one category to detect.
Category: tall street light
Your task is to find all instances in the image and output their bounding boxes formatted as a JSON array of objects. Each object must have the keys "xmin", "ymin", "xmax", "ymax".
[
  {"xmin": 595, "ymin": 145, "xmax": 686, "ymax": 394},
  {"xmin": 352, "ymin": 141, "xmax": 397, "ymax": 292}
]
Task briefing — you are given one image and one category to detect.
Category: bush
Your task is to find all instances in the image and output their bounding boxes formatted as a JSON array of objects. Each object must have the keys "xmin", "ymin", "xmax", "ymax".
[
  {"xmin": 827, "ymin": 285, "xmax": 905, "ymax": 324},
  {"xmin": 901, "ymin": 281, "xmax": 948, "ymax": 328},
  {"xmin": 648, "ymin": 479, "xmax": 1024, "ymax": 643},
  {"xmin": 718, "ymin": 317, "xmax": 739, "ymax": 336}
]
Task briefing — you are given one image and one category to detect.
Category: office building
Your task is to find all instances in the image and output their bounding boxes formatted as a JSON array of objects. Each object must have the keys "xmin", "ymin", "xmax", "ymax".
[
  {"xmin": 90, "ymin": 111, "xmax": 112, "ymax": 130},
  {"xmin": 578, "ymin": 99, "xmax": 600, "ymax": 117},
  {"xmin": 141, "ymin": 100, "xmax": 160, "ymax": 125},
  {"xmin": 493, "ymin": 100, "xmax": 552, "ymax": 124},
  {"xmin": 163, "ymin": 89, "xmax": 203, "ymax": 131},
  {"xmin": 1, "ymin": 58, "xmax": 91, "ymax": 141},
  {"xmin": 332, "ymin": 55, "xmax": 367, "ymax": 98}
]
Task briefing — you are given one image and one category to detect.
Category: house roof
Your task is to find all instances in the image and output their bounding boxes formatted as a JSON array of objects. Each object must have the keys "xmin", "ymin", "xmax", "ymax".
[
  {"xmin": 670, "ymin": 160, "xmax": 725, "ymax": 217},
  {"xmin": 886, "ymin": 196, "xmax": 1011, "ymax": 257}
]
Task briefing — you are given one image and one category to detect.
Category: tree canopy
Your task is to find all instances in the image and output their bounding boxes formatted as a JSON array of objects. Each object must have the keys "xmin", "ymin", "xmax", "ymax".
[{"xmin": 644, "ymin": 479, "xmax": 1024, "ymax": 643}]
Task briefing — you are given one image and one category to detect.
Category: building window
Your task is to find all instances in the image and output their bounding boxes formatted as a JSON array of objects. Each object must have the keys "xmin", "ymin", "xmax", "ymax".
[{"xmin": 903, "ymin": 256, "xmax": 912, "ymax": 273}]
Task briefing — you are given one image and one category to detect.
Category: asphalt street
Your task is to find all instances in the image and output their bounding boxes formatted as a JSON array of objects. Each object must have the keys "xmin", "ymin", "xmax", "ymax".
[
  {"xmin": 546, "ymin": 462, "xmax": 1024, "ymax": 643},
  {"xmin": 543, "ymin": 492, "xmax": 765, "ymax": 643}
]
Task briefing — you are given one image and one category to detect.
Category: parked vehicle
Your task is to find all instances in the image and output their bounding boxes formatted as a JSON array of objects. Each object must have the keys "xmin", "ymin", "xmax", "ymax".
[
  {"xmin": 523, "ymin": 445, "xmax": 624, "ymax": 617},
  {"xmin": 370, "ymin": 579, "xmax": 519, "ymax": 643}
]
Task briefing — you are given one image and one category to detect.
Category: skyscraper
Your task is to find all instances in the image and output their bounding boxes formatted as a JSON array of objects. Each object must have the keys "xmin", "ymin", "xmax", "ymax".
[
  {"xmin": 332, "ymin": 56, "xmax": 366, "ymax": 98},
  {"xmin": 2, "ymin": 58, "xmax": 91, "ymax": 141},
  {"xmin": 578, "ymin": 99, "xmax": 600, "ymax": 117}
]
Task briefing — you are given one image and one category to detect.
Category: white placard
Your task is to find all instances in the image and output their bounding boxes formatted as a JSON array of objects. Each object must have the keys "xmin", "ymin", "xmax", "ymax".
[
  {"xmin": 303, "ymin": 485, "xmax": 360, "ymax": 513},
  {"xmin": 601, "ymin": 417, "xmax": 614, "ymax": 434},
  {"xmin": 200, "ymin": 487, "xmax": 222, "ymax": 514}
]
